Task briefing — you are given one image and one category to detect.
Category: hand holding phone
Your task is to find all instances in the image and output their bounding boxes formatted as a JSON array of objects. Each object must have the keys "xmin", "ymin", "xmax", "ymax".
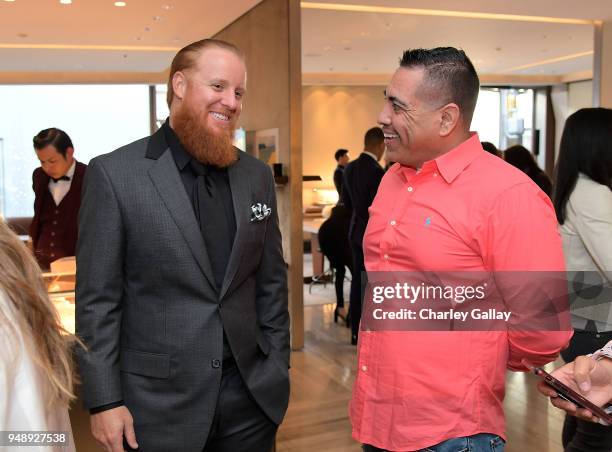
[{"xmin": 534, "ymin": 366, "xmax": 612, "ymax": 425}]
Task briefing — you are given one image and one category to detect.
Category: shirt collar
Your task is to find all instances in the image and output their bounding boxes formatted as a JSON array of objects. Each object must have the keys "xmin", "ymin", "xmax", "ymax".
[
  {"xmin": 362, "ymin": 151, "xmax": 380, "ymax": 162},
  {"xmin": 392, "ymin": 133, "xmax": 482, "ymax": 184},
  {"xmin": 162, "ymin": 119, "xmax": 192, "ymax": 171},
  {"xmin": 50, "ymin": 160, "xmax": 76, "ymax": 184},
  {"xmin": 66, "ymin": 159, "xmax": 76, "ymax": 178},
  {"xmin": 431, "ymin": 132, "xmax": 482, "ymax": 184}
]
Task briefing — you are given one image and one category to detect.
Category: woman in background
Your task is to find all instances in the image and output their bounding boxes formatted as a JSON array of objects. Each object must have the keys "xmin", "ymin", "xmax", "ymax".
[
  {"xmin": 504, "ymin": 144, "xmax": 552, "ymax": 197},
  {"xmin": 553, "ymin": 107, "xmax": 612, "ymax": 452},
  {"xmin": 0, "ymin": 220, "xmax": 76, "ymax": 451}
]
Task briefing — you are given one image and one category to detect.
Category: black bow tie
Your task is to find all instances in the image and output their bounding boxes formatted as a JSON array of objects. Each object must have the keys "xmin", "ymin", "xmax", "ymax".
[{"xmin": 51, "ymin": 175, "xmax": 71, "ymax": 183}]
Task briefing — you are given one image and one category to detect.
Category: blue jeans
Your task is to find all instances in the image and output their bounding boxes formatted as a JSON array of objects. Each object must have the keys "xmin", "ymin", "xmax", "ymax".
[{"xmin": 363, "ymin": 433, "xmax": 505, "ymax": 452}]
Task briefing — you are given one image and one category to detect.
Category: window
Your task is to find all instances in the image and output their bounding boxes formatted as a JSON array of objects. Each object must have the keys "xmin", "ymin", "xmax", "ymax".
[{"xmin": 0, "ymin": 84, "xmax": 150, "ymax": 217}]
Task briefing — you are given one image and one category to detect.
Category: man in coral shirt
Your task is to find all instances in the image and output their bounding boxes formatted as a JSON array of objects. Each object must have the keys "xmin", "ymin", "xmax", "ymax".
[{"xmin": 350, "ymin": 47, "xmax": 572, "ymax": 451}]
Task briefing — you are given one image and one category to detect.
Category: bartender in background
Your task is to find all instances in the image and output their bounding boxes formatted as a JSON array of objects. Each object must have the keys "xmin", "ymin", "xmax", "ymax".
[{"xmin": 30, "ymin": 128, "xmax": 87, "ymax": 269}]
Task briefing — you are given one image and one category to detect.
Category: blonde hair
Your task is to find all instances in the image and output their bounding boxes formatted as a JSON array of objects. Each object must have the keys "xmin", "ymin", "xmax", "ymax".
[{"xmin": 0, "ymin": 220, "xmax": 77, "ymax": 406}]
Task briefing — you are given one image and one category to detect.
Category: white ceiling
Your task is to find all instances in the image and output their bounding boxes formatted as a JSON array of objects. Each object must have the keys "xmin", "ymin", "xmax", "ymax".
[
  {"xmin": 0, "ymin": 0, "xmax": 609, "ymax": 82},
  {"xmin": 0, "ymin": 0, "xmax": 261, "ymax": 72},
  {"xmin": 301, "ymin": 8, "xmax": 594, "ymax": 77}
]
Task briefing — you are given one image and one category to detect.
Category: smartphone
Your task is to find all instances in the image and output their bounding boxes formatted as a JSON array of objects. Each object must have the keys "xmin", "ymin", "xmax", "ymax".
[{"xmin": 534, "ymin": 367, "xmax": 612, "ymax": 425}]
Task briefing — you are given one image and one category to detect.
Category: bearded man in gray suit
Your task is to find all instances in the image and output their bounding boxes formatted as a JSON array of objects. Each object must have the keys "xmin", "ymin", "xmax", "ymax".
[{"xmin": 76, "ymin": 39, "xmax": 289, "ymax": 452}]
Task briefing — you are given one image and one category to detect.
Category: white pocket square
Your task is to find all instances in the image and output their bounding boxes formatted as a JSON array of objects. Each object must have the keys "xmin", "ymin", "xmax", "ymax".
[{"xmin": 250, "ymin": 203, "xmax": 271, "ymax": 222}]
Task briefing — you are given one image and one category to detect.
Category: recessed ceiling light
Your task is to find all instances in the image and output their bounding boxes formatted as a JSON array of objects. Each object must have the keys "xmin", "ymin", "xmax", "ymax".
[
  {"xmin": 4, "ymin": 0, "xmax": 17, "ymax": 3},
  {"xmin": 161, "ymin": 3, "xmax": 173, "ymax": 10},
  {"xmin": 59, "ymin": 0, "xmax": 72, "ymax": 4},
  {"xmin": 114, "ymin": 1, "xmax": 126, "ymax": 6}
]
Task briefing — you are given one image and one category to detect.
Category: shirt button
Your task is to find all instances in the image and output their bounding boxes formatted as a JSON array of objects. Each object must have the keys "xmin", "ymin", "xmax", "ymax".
[
  {"xmin": 383, "ymin": 254, "xmax": 389, "ymax": 260},
  {"xmin": 50, "ymin": 243, "xmax": 55, "ymax": 247},
  {"xmin": 211, "ymin": 359, "xmax": 221, "ymax": 369},
  {"xmin": 54, "ymin": 210, "xmax": 59, "ymax": 214},
  {"xmin": 407, "ymin": 186, "xmax": 414, "ymax": 192},
  {"xmin": 390, "ymin": 220, "xmax": 397, "ymax": 226},
  {"xmin": 53, "ymin": 221, "xmax": 58, "ymax": 225},
  {"xmin": 433, "ymin": 172, "xmax": 438, "ymax": 177},
  {"xmin": 362, "ymin": 365, "xmax": 368, "ymax": 372},
  {"xmin": 50, "ymin": 253, "xmax": 55, "ymax": 258},
  {"xmin": 51, "ymin": 232, "xmax": 56, "ymax": 236}
]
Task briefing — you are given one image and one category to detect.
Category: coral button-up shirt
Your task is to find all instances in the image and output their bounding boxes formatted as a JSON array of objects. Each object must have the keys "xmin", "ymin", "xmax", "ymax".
[{"xmin": 350, "ymin": 133, "xmax": 572, "ymax": 451}]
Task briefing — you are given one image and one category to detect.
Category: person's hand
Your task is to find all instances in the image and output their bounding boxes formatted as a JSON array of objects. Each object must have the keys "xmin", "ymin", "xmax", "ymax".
[
  {"xmin": 537, "ymin": 356, "xmax": 612, "ymax": 423},
  {"xmin": 90, "ymin": 406, "xmax": 138, "ymax": 451}
]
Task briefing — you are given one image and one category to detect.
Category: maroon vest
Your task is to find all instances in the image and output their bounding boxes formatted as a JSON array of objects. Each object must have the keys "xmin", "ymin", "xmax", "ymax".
[{"xmin": 30, "ymin": 162, "xmax": 86, "ymax": 269}]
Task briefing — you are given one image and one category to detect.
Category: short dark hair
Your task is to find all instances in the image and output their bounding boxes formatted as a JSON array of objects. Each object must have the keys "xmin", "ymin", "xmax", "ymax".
[
  {"xmin": 553, "ymin": 108, "xmax": 612, "ymax": 224},
  {"xmin": 504, "ymin": 145, "xmax": 540, "ymax": 174},
  {"xmin": 33, "ymin": 128, "xmax": 73, "ymax": 157},
  {"xmin": 399, "ymin": 47, "xmax": 480, "ymax": 126},
  {"xmin": 167, "ymin": 38, "xmax": 244, "ymax": 108},
  {"xmin": 334, "ymin": 148, "xmax": 349, "ymax": 161},
  {"xmin": 481, "ymin": 141, "xmax": 500, "ymax": 157},
  {"xmin": 364, "ymin": 127, "xmax": 384, "ymax": 150}
]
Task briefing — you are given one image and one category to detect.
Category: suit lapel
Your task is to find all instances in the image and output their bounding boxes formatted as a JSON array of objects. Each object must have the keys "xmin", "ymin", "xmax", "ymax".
[
  {"xmin": 148, "ymin": 147, "xmax": 217, "ymax": 292},
  {"xmin": 219, "ymin": 156, "xmax": 249, "ymax": 299}
]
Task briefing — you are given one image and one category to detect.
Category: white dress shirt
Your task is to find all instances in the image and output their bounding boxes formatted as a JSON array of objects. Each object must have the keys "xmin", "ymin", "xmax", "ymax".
[
  {"xmin": 47, "ymin": 160, "xmax": 76, "ymax": 206},
  {"xmin": 0, "ymin": 290, "xmax": 75, "ymax": 451},
  {"xmin": 560, "ymin": 173, "xmax": 612, "ymax": 331}
]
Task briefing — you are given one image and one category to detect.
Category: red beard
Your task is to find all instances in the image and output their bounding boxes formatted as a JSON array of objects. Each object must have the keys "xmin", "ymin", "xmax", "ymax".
[{"xmin": 172, "ymin": 103, "xmax": 238, "ymax": 168}]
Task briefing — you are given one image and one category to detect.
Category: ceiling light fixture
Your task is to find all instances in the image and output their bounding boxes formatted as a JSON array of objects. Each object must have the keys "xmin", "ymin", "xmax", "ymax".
[
  {"xmin": 114, "ymin": 1, "xmax": 127, "ymax": 6},
  {"xmin": 4, "ymin": 0, "xmax": 17, "ymax": 3},
  {"xmin": 300, "ymin": 2, "xmax": 594, "ymax": 26},
  {"xmin": 59, "ymin": 0, "xmax": 72, "ymax": 4}
]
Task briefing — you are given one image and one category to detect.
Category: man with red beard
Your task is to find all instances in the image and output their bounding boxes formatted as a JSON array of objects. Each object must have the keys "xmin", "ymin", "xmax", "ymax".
[{"xmin": 76, "ymin": 39, "xmax": 289, "ymax": 452}]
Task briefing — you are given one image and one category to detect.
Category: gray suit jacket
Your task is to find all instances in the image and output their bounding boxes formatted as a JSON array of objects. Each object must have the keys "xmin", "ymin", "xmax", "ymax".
[{"xmin": 76, "ymin": 128, "xmax": 289, "ymax": 451}]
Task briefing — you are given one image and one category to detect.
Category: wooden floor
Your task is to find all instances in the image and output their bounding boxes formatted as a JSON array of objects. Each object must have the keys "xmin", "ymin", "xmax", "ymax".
[{"xmin": 276, "ymin": 302, "xmax": 567, "ymax": 452}]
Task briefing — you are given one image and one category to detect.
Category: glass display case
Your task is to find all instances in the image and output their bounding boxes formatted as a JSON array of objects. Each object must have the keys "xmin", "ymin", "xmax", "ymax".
[{"xmin": 44, "ymin": 265, "xmax": 76, "ymax": 335}]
